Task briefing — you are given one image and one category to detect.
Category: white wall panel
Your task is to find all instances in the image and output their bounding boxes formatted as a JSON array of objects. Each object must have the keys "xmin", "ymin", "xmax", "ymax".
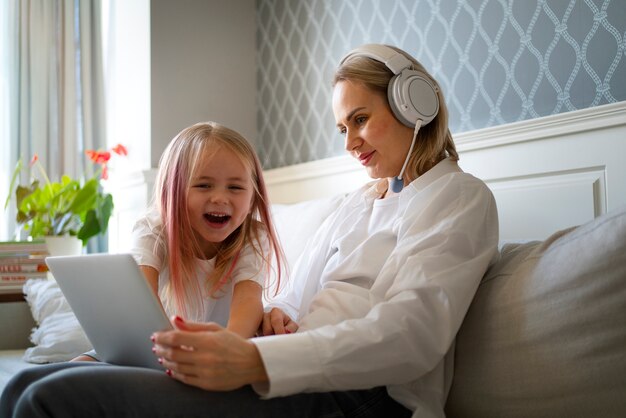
[{"xmin": 486, "ymin": 169, "xmax": 605, "ymax": 241}]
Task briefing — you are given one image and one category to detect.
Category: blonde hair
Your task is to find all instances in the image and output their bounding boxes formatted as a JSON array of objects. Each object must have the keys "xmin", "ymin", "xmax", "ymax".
[
  {"xmin": 153, "ymin": 122, "xmax": 283, "ymax": 319},
  {"xmin": 333, "ymin": 45, "xmax": 458, "ymax": 180}
]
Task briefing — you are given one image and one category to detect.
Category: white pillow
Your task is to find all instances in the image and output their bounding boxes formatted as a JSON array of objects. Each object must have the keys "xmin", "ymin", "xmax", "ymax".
[
  {"xmin": 264, "ymin": 194, "xmax": 345, "ymax": 299},
  {"xmin": 22, "ymin": 279, "xmax": 92, "ymax": 363},
  {"xmin": 271, "ymin": 194, "xmax": 345, "ymax": 270}
]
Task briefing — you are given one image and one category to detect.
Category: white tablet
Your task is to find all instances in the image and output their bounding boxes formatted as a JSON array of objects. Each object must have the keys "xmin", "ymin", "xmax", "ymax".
[{"xmin": 46, "ymin": 253, "xmax": 173, "ymax": 370}]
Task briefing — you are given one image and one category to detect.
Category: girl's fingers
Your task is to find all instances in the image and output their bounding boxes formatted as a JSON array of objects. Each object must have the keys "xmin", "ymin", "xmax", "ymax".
[
  {"xmin": 270, "ymin": 308, "xmax": 289, "ymax": 334},
  {"xmin": 284, "ymin": 321, "xmax": 299, "ymax": 334},
  {"xmin": 261, "ymin": 311, "xmax": 277, "ymax": 335}
]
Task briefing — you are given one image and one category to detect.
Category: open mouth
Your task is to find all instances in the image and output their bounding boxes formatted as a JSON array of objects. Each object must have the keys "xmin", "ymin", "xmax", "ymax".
[{"xmin": 204, "ymin": 213, "xmax": 231, "ymax": 225}]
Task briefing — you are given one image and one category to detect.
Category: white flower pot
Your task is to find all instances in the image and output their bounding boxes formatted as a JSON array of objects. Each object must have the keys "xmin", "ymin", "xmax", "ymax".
[{"xmin": 44, "ymin": 236, "xmax": 83, "ymax": 280}]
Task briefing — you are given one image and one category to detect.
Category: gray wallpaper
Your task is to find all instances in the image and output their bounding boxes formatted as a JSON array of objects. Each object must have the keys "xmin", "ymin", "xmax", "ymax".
[{"xmin": 256, "ymin": 0, "xmax": 626, "ymax": 169}]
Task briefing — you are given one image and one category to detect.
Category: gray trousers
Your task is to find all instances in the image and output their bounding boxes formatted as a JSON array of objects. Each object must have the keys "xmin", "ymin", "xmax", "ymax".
[{"xmin": 0, "ymin": 362, "xmax": 412, "ymax": 418}]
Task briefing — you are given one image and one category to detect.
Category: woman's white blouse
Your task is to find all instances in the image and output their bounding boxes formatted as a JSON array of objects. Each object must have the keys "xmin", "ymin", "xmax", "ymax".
[
  {"xmin": 131, "ymin": 210, "xmax": 266, "ymax": 324},
  {"xmin": 252, "ymin": 159, "xmax": 499, "ymax": 417}
]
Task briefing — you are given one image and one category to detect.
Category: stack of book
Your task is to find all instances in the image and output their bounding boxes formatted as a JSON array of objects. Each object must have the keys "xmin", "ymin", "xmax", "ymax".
[{"xmin": 0, "ymin": 240, "xmax": 49, "ymax": 294}]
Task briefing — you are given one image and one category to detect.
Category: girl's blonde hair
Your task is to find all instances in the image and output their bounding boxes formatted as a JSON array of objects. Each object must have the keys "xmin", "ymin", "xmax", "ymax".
[
  {"xmin": 333, "ymin": 45, "xmax": 458, "ymax": 179},
  {"xmin": 153, "ymin": 121, "xmax": 283, "ymax": 319}
]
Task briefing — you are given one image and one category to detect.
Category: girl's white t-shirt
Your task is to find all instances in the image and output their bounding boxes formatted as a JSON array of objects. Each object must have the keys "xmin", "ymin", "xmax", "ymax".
[{"xmin": 130, "ymin": 210, "xmax": 266, "ymax": 324}]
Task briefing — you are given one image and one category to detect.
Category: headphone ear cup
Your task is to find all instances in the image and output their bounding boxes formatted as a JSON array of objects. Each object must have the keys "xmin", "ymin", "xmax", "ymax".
[{"xmin": 387, "ymin": 70, "xmax": 439, "ymax": 127}]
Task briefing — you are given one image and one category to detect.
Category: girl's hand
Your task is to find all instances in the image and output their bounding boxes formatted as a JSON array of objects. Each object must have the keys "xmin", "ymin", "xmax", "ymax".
[
  {"xmin": 260, "ymin": 307, "xmax": 299, "ymax": 336},
  {"xmin": 152, "ymin": 316, "xmax": 268, "ymax": 391}
]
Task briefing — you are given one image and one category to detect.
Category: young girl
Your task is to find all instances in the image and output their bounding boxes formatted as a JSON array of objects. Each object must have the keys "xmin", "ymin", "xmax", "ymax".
[
  {"xmin": 68, "ymin": 121, "xmax": 283, "ymax": 366},
  {"xmin": 131, "ymin": 121, "xmax": 284, "ymax": 337}
]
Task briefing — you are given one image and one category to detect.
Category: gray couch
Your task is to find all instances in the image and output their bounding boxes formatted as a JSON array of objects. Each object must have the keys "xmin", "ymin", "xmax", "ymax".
[{"xmin": 1, "ymin": 202, "xmax": 625, "ymax": 417}]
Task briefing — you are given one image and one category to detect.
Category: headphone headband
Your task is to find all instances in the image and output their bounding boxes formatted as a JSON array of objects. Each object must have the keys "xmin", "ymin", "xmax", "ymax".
[{"xmin": 340, "ymin": 44, "xmax": 412, "ymax": 74}]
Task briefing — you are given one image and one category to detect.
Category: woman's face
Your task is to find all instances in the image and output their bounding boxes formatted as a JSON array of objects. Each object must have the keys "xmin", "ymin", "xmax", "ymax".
[
  {"xmin": 187, "ymin": 146, "xmax": 254, "ymax": 259},
  {"xmin": 332, "ymin": 80, "xmax": 414, "ymax": 180}
]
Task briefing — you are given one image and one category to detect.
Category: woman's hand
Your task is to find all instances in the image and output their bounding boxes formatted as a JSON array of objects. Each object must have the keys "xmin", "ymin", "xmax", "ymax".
[
  {"xmin": 260, "ymin": 307, "xmax": 299, "ymax": 336},
  {"xmin": 152, "ymin": 316, "xmax": 268, "ymax": 391}
]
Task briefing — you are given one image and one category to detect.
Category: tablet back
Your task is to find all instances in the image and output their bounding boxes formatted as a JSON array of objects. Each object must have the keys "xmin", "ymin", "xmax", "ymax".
[{"xmin": 46, "ymin": 253, "xmax": 173, "ymax": 370}]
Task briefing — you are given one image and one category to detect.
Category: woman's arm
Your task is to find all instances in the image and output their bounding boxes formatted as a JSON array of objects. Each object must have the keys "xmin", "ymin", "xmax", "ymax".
[{"xmin": 227, "ymin": 280, "xmax": 263, "ymax": 338}]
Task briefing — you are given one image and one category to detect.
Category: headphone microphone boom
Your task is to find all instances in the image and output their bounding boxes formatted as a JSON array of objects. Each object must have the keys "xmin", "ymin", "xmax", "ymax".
[
  {"xmin": 340, "ymin": 44, "xmax": 440, "ymax": 193},
  {"xmin": 391, "ymin": 120, "xmax": 422, "ymax": 193}
]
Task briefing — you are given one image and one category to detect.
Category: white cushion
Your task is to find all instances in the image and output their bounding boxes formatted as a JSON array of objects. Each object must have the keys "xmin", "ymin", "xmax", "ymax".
[
  {"xmin": 271, "ymin": 194, "xmax": 345, "ymax": 271},
  {"xmin": 22, "ymin": 279, "xmax": 92, "ymax": 363}
]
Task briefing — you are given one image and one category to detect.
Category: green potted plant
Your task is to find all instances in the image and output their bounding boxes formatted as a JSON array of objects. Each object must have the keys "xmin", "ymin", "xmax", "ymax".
[{"xmin": 4, "ymin": 144, "xmax": 128, "ymax": 248}]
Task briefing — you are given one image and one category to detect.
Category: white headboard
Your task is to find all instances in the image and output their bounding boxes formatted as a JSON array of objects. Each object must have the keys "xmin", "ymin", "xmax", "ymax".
[{"xmin": 263, "ymin": 102, "xmax": 626, "ymax": 242}]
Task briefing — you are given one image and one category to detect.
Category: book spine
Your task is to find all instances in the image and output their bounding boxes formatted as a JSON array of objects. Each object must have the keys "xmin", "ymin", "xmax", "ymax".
[
  {"xmin": 0, "ymin": 284, "xmax": 25, "ymax": 294},
  {"xmin": 1, "ymin": 273, "xmax": 47, "ymax": 282},
  {"xmin": 0, "ymin": 257, "xmax": 47, "ymax": 264},
  {"xmin": 0, "ymin": 264, "xmax": 48, "ymax": 273},
  {"xmin": 0, "ymin": 249, "xmax": 48, "ymax": 255},
  {"xmin": 0, "ymin": 241, "xmax": 47, "ymax": 251}
]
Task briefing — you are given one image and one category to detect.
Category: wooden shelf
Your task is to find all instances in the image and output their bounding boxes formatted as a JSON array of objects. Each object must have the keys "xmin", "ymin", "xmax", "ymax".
[{"xmin": 0, "ymin": 292, "xmax": 26, "ymax": 303}]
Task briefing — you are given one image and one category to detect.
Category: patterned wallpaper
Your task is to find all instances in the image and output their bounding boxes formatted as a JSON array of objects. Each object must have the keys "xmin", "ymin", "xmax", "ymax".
[{"xmin": 256, "ymin": 0, "xmax": 626, "ymax": 169}]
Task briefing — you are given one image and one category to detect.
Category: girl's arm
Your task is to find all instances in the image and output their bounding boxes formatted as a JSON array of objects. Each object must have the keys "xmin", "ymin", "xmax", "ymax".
[
  {"xmin": 140, "ymin": 265, "xmax": 159, "ymax": 297},
  {"xmin": 227, "ymin": 280, "xmax": 263, "ymax": 338}
]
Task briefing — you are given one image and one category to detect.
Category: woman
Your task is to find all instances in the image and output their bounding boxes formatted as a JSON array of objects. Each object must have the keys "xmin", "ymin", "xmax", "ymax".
[{"xmin": 1, "ymin": 44, "xmax": 499, "ymax": 418}]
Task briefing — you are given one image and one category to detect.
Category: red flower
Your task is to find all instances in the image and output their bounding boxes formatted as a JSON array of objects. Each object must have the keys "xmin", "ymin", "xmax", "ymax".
[
  {"xmin": 86, "ymin": 150, "xmax": 111, "ymax": 165},
  {"xmin": 29, "ymin": 154, "xmax": 39, "ymax": 166},
  {"xmin": 111, "ymin": 143, "xmax": 128, "ymax": 156},
  {"xmin": 85, "ymin": 144, "xmax": 127, "ymax": 180}
]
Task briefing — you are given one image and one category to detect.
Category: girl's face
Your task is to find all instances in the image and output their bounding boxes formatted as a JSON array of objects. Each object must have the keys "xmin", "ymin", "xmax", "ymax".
[
  {"xmin": 332, "ymin": 80, "xmax": 414, "ymax": 181},
  {"xmin": 187, "ymin": 146, "xmax": 254, "ymax": 259}
]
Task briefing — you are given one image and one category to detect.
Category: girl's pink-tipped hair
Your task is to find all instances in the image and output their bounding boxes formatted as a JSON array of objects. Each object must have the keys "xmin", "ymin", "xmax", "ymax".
[{"xmin": 153, "ymin": 122, "xmax": 284, "ymax": 319}]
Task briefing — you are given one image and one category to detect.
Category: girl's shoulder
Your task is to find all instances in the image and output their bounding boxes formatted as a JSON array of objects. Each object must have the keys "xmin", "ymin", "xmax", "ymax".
[
  {"xmin": 245, "ymin": 219, "xmax": 271, "ymax": 250},
  {"xmin": 134, "ymin": 209, "xmax": 163, "ymax": 233}
]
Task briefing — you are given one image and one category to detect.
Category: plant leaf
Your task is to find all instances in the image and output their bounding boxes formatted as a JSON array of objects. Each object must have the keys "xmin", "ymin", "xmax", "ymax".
[
  {"xmin": 69, "ymin": 178, "xmax": 98, "ymax": 214},
  {"xmin": 4, "ymin": 159, "xmax": 23, "ymax": 210}
]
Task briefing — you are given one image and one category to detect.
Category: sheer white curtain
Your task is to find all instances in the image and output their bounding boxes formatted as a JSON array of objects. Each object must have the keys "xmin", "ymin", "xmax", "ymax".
[
  {"xmin": 0, "ymin": 0, "xmax": 18, "ymax": 240},
  {"xmin": 1, "ymin": 0, "xmax": 106, "ymax": 247}
]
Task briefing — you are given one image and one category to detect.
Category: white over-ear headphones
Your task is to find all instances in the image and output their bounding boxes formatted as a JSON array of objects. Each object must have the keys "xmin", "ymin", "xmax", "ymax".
[{"xmin": 339, "ymin": 44, "xmax": 439, "ymax": 127}]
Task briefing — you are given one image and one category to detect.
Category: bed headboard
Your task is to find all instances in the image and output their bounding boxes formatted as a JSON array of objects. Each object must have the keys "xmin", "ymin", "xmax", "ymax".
[{"xmin": 263, "ymin": 102, "xmax": 626, "ymax": 242}]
